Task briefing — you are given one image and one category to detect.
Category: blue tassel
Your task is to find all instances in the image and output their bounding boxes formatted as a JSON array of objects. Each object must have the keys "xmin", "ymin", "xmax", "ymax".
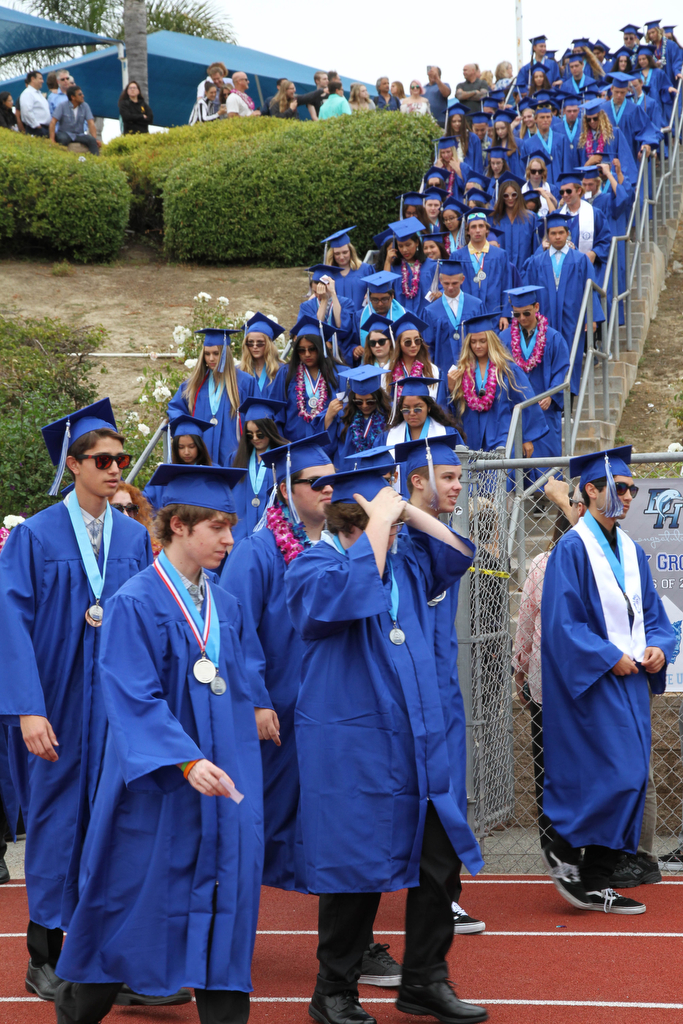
[
  {"xmin": 217, "ymin": 332, "xmax": 227, "ymax": 374},
  {"xmin": 48, "ymin": 418, "xmax": 71, "ymax": 496},
  {"xmin": 286, "ymin": 447, "xmax": 300, "ymax": 524},
  {"xmin": 599, "ymin": 452, "xmax": 624, "ymax": 518},
  {"xmin": 254, "ymin": 468, "xmax": 277, "ymax": 533}
]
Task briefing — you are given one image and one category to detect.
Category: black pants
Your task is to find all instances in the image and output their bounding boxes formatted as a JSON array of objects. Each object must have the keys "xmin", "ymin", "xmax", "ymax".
[
  {"xmin": 54, "ymin": 982, "xmax": 250, "ymax": 1024},
  {"xmin": 27, "ymin": 920, "xmax": 63, "ymax": 967},
  {"xmin": 550, "ymin": 833, "xmax": 620, "ymax": 891},
  {"xmin": 23, "ymin": 124, "xmax": 49, "ymax": 136},
  {"xmin": 316, "ymin": 802, "xmax": 461, "ymax": 996},
  {"xmin": 528, "ymin": 700, "xmax": 559, "ymax": 851},
  {"xmin": 0, "ymin": 795, "xmax": 7, "ymax": 863}
]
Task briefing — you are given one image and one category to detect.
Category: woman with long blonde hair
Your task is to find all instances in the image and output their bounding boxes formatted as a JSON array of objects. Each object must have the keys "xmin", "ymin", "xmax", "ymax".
[
  {"xmin": 167, "ymin": 327, "xmax": 257, "ymax": 466},
  {"xmin": 239, "ymin": 311, "xmax": 285, "ymax": 393},
  {"xmin": 448, "ymin": 313, "xmax": 546, "ymax": 454}
]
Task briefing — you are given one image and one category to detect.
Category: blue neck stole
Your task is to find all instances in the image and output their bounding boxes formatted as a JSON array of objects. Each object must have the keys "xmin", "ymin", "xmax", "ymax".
[{"xmin": 67, "ymin": 491, "xmax": 112, "ymax": 619}]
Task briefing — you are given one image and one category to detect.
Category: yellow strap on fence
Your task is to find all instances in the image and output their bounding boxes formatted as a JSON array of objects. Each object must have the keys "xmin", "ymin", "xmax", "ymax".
[{"xmin": 468, "ymin": 566, "xmax": 511, "ymax": 579}]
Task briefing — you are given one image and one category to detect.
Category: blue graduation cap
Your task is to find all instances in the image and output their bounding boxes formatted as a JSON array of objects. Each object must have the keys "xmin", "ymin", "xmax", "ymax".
[
  {"xmin": 169, "ymin": 413, "xmax": 214, "ymax": 438},
  {"xmin": 148, "ymin": 464, "xmax": 247, "ymax": 515},
  {"xmin": 244, "ymin": 311, "xmax": 285, "ymax": 341},
  {"xmin": 364, "ymin": 270, "xmax": 401, "ymax": 293},
  {"xmin": 196, "ymin": 327, "xmax": 241, "ymax": 374},
  {"xmin": 238, "ymin": 396, "xmax": 286, "ymax": 421},
  {"xmin": 423, "ymin": 231, "xmax": 448, "ymax": 246},
  {"xmin": 394, "ymin": 432, "xmax": 462, "ymax": 475},
  {"xmin": 363, "ymin": 312, "xmax": 394, "ymax": 335},
  {"xmin": 399, "ymin": 191, "xmax": 425, "ymax": 206},
  {"xmin": 594, "ymin": 39, "xmax": 611, "ymax": 52},
  {"xmin": 518, "ymin": 97, "xmax": 534, "ymax": 112},
  {"xmin": 492, "ymin": 109, "xmax": 518, "ymax": 124},
  {"xmin": 532, "ymin": 91, "xmax": 560, "ymax": 110},
  {"xmin": 312, "ymin": 467, "xmax": 390, "ymax": 504},
  {"xmin": 505, "ymin": 285, "xmax": 546, "ymax": 306},
  {"xmin": 529, "ymin": 35, "xmax": 548, "ymax": 45},
  {"xmin": 607, "ymin": 71, "xmax": 635, "ymax": 85},
  {"xmin": 424, "ymin": 166, "xmax": 449, "ymax": 182},
  {"xmin": 388, "ymin": 217, "xmax": 424, "ymax": 239},
  {"xmin": 545, "ymin": 49, "xmax": 557, "ymax": 58},
  {"xmin": 42, "ymin": 398, "xmax": 119, "ymax": 497},
  {"xmin": 571, "ymin": 37, "xmax": 590, "ymax": 47},
  {"xmin": 446, "ymin": 102, "xmax": 470, "ymax": 117},
  {"xmin": 481, "ymin": 95, "xmax": 499, "ymax": 110},
  {"xmin": 578, "ymin": 164, "xmax": 601, "ymax": 180},
  {"xmin": 308, "ymin": 264, "xmax": 344, "ymax": 282},
  {"xmin": 637, "ymin": 44, "xmax": 656, "ymax": 56},
  {"xmin": 260, "ymin": 432, "xmax": 333, "ymax": 524},
  {"xmin": 557, "ymin": 169, "xmax": 583, "ymax": 185},
  {"xmin": 498, "ymin": 171, "xmax": 526, "ymax": 188},
  {"xmin": 391, "ymin": 312, "xmax": 429, "ymax": 336},
  {"xmin": 437, "ymin": 135, "xmax": 459, "ymax": 150},
  {"xmin": 338, "ymin": 364, "xmax": 387, "ymax": 395},
  {"xmin": 486, "ymin": 224, "xmax": 506, "ymax": 243},
  {"xmin": 289, "ymin": 315, "xmax": 338, "ymax": 343},
  {"xmin": 391, "ymin": 375, "xmax": 439, "ymax": 397},
  {"xmin": 583, "ymin": 97, "xmax": 606, "ymax": 113},
  {"xmin": 619, "ymin": 24, "xmax": 641, "ymax": 35},
  {"xmin": 442, "ymin": 196, "xmax": 469, "ymax": 215},
  {"xmin": 320, "ymin": 226, "xmax": 356, "ymax": 247},
  {"xmin": 465, "ymin": 169, "xmax": 492, "ymax": 189},
  {"xmin": 373, "ymin": 227, "xmax": 394, "ymax": 248},
  {"xmin": 437, "ymin": 256, "xmax": 469, "ymax": 276},
  {"xmin": 488, "ymin": 89, "xmax": 506, "ymax": 102},
  {"xmin": 643, "ymin": 19, "xmax": 661, "ymax": 30},
  {"xmin": 568, "ymin": 445, "xmax": 632, "ymax": 487},
  {"xmin": 525, "ymin": 147, "xmax": 553, "ymax": 164},
  {"xmin": 469, "ymin": 112, "xmax": 492, "ymax": 125},
  {"xmin": 466, "ymin": 202, "xmax": 491, "ymax": 216},
  {"xmin": 663, "ymin": 25, "xmax": 676, "ymax": 33},
  {"xmin": 544, "ymin": 211, "xmax": 574, "ymax": 229},
  {"xmin": 343, "ymin": 445, "xmax": 396, "ymax": 472},
  {"xmin": 560, "ymin": 91, "xmax": 581, "ymax": 106},
  {"xmin": 487, "ymin": 146, "xmax": 509, "ymax": 160},
  {"xmin": 466, "ymin": 189, "xmax": 493, "ymax": 207},
  {"xmin": 462, "ymin": 311, "xmax": 501, "ymax": 334},
  {"xmin": 423, "ymin": 187, "xmax": 448, "ymax": 202},
  {"xmin": 528, "ymin": 61, "xmax": 551, "ymax": 74}
]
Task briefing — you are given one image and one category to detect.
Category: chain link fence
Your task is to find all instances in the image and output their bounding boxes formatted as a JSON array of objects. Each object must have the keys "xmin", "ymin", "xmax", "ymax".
[{"xmin": 452, "ymin": 451, "xmax": 683, "ymax": 874}]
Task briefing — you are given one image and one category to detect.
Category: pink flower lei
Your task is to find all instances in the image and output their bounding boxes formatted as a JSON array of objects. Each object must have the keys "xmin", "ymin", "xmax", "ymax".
[
  {"xmin": 510, "ymin": 313, "xmax": 548, "ymax": 372},
  {"xmin": 266, "ymin": 503, "xmax": 310, "ymax": 565},
  {"xmin": 295, "ymin": 362, "xmax": 328, "ymax": 422},
  {"xmin": 462, "ymin": 361, "xmax": 498, "ymax": 412},
  {"xmin": 391, "ymin": 358, "xmax": 424, "ymax": 400},
  {"xmin": 401, "ymin": 259, "xmax": 422, "ymax": 300}
]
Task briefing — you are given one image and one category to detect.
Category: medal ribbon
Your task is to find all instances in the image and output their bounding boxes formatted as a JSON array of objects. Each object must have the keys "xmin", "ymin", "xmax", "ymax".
[
  {"xmin": 469, "ymin": 251, "xmax": 485, "ymax": 279},
  {"xmin": 66, "ymin": 491, "xmax": 112, "ymax": 604},
  {"xmin": 154, "ymin": 551, "xmax": 220, "ymax": 667},
  {"xmin": 582, "ymin": 510, "xmax": 625, "ymax": 592},
  {"xmin": 441, "ymin": 292, "xmax": 464, "ymax": 334},
  {"xmin": 208, "ymin": 375, "xmax": 224, "ymax": 416},
  {"xmin": 249, "ymin": 447, "xmax": 268, "ymax": 494},
  {"xmin": 475, "ymin": 359, "xmax": 490, "ymax": 394},
  {"xmin": 520, "ymin": 328, "xmax": 537, "ymax": 362},
  {"xmin": 304, "ymin": 367, "xmax": 322, "ymax": 402},
  {"xmin": 538, "ymin": 127, "xmax": 553, "ymax": 155},
  {"xmin": 610, "ymin": 99, "xmax": 625, "ymax": 125}
]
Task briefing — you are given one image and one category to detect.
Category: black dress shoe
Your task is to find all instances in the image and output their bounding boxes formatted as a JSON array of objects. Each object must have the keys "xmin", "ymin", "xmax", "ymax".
[
  {"xmin": 396, "ymin": 980, "xmax": 488, "ymax": 1023},
  {"xmin": 25, "ymin": 960, "xmax": 59, "ymax": 1001},
  {"xmin": 0, "ymin": 856, "xmax": 9, "ymax": 884},
  {"xmin": 309, "ymin": 990, "xmax": 377, "ymax": 1024},
  {"xmin": 113, "ymin": 984, "xmax": 192, "ymax": 1005}
]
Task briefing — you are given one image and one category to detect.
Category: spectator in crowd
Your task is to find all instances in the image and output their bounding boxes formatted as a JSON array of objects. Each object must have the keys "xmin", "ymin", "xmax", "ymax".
[
  {"xmin": 305, "ymin": 71, "xmax": 329, "ymax": 119},
  {"xmin": 480, "ymin": 69, "xmax": 495, "ymax": 90},
  {"xmin": 118, "ymin": 80, "xmax": 153, "ymax": 135},
  {"xmin": 226, "ymin": 71, "xmax": 260, "ymax": 117},
  {"xmin": 109, "ymin": 481, "xmax": 160, "ymax": 555},
  {"xmin": 455, "ymin": 64, "xmax": 490, "ymax": 112},
  {"xmin": 401, "ymin": 81, "xmax": 431, "ymax": 115},
  {"xmin": 375, "ymin": 76, "xmax": 400, "ymax": 111},
  {"xmin": 349, "ymin": 84, "xmax": 376, "ymax": 111},
  {"xmin": 18, "ymin": 70, "xmax": 51, "ymax": 136},
  {"xmin": 47, "ymin": 69, "xmax": 71, "ymax": 118},
  {"xmin": 49, "ymin": 85, "xmax": 100, "ymax": 155},
  {"xmin": 0, "ymin": 92, "xmax": 18, "ymax": 131},
  {"xmin": 319, "ymin": 79, "xmax": 352, "ymax": 120},
  {"xmin": 423, "ymin": 65, "xmax": 451, "ymax": 123},
  {"xmin": 495, "ymin": 60, "xmax": 514, "ymax": 90},
  {"xmin": 391, "ymin": 80, "xmax": 406, "ymax": 103},
  {"xmin": 196, "ymin": 62, "xmax": 231, "ymax": 99},
  {"xmin": 189, "ymin": 83, "xmax": 224, "ymax": 124},
  {"xmin": 269, "ymin": 80, "xmax": 300, "ymax": 119}
]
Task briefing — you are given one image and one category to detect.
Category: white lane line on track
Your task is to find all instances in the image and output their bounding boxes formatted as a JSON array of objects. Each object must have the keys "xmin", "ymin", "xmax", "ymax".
[
  {"xmin": 1, "ymin": 996, "xmax": 682, "ymax": 1009},
  {"xmin": 253, "ymin": 930, "xmax": 683, "ymax": 937}
]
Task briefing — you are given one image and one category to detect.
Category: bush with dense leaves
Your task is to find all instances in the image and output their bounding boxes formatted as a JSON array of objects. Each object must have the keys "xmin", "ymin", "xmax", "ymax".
[{"xmin": 0, "ymin": 132, "xmax": 131, "ymax": 262}]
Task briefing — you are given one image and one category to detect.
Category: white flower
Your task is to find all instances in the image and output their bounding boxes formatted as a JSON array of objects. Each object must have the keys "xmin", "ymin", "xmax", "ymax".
[
  {"xmin": 126, "ymin": 411, "xmax": 139, "ymax": 421},
  {"xmin": 184, "ymin": 358, "xmax": 198, "ymax": 369},
  {"xmin": 176, "ymin": 347, "xmax": 185, "ymax": 359},
  {"xmin": 136, "ymin": 375, "xmax": 144, "ymax": 383},
  {"xmin": 196, "ymin": 292, "xmax": 211, "ymax": 302},
  {"xmin": 217, "ymin": 296, "xmax": 230, "ymax": 306},
  {"xmin": 139, "ymin": 395, "xmax": 148, "ymax": 403},
  {"xmin": 668, "ymin": 443, "xmax": 683, "ymax": 452},
  {"xmin": 138, "ymin": 423, "xmax": 151, "ymax": 436},
  {"xmin": 647, "ymin": 403, "xmax": 655, "ymax": 409},
  {"xmin": 267, "ymin": 313, "xmax": 279, "ymax": 322},
  {"xmin": 153, "ymin": 384, "xmax": 172, "ymax": 403},
  {"xmin": 3, "ymin": 514, "xmax": 25, "ymax": 529},
  {"xmin": 173, "ymin": 325, "xmax": 191, "ymax": 344},
  {"xmin": 244, "ymin": 309, "xmax": 256, "ymax": 320}
]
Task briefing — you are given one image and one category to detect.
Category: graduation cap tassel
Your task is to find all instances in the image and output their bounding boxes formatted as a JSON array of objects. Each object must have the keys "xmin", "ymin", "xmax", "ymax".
[
  {"xmin": 599, "ymin": 452, "xmax": 624, "ymax": 518},
  {"xmin": 390, "ymin": 380, "xmax": 399, "ymax": 423},
  {"xmin": 332, "ymin": 332, "xmax": 340, "ymax": 362},
  {"xmin": 48, "ymin": 418, "xmax": 71, "ymax": 497},
  {"xmin": 254, "ymin": 467, "xmax": 277, "ymax": 534},
  {"xmin": 426, "ymin": 437, "xmax": 439, "ymax": 512},
  {"xmin": 286, "ymin": 447, "xmax": 301, "ymax": 525},
  {"xmin": 217, "ymin": 332, "xmax": 227, "ymax": 375}
]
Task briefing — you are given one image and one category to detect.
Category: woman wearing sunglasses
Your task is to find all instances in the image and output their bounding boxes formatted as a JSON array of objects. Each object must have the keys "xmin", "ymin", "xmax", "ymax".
[
  {"xmin": 228, "ymin": 397, "xmax": 289, "ymax": 547},
  {"xmin": 109, "ymin": 481, "xmax": 160, "ymax": 555},
  {"xmin": 328, "ymin": 364, "xmax": 391, "ymax": 470},
  {"xmin": 387, "ymin": 312, "xmax": 449, "ymax": 410},
  {"xmin": 521, "ymin": 155, "xmax": 558, "ymax": 219},
  {"xmin": 239, "ymin": 312, "xmax": 286, "ymax": 395},
  {"xmin": 492, "ymin": 179, "xmax": 539, "ymax": 271},
  {"xmin": 400, "ymin": 80, "xmax": 431, "ymax": 115},
  {"xmin": 270, "ymin": 316, "xmax": 341, "ymax": 443},
  {"xmin": 385, "ymin": 376, "xmax": 461, "ymax": 451}
]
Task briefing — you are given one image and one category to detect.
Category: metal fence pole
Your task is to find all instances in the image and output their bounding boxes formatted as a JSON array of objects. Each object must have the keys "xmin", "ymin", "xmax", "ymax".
[
  {"xmin": 586, "ymin": 315, "xmax": 595, "ymax": 421},
  {"xmin": 644, "ymin": 158, "xmax": 651, "ymax": 250},
  {"xmin": 125, "ymin": 418, "xmax": 168, "ymax": 484}
]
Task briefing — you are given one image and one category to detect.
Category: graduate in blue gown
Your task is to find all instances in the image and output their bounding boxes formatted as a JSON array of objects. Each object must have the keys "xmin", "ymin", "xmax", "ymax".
[
  {"xmin": 320, "ymin": 227, "xmax": 374, "ymax": 310},
  {"xmin": 284, "ymin": 465, "xmax": 486, "ymax": 1024},
  {"xmin": 491, "ymin": 109, "xmax": 526, "ymax": 177},
  {"xmin": 583, "ymin": 162, "xmax": 634, "ymax": 323},
  {"xmin": 443, "ymin": 107, "xmax": 484, "ymax": 174},
  {"xmin": 454, "ymin": 210, "xmax": 515, "ymax": 329},
  {"xmin": 632, "ymin": 73, "xmax": 666, "ymax": 129},
  {"xmin": 449, "ymin": 311, "xmax": 547, "ymax": 455},
  {"xmin": 353, "ymin": 270, "xmax": 405, "ymax": 350},
  {"xmin": 558, "ymin": 95, "xmax": 583, "ymax": 157},
  {"xmin": 298, "ymin": 264, "xmax": 356, "ymax": 365},
  {"xmin": 386, "ymin": 314, "xmax": 450, "ymax": 412},
  {"xmin": 422, "ymin": 256, "xmax": 483, "ymax": 373},
  {"xmin": 634, "ymin": 47, "xmax": 673, "ymax": 123},
  {"xmin": 143, "ymin": 413, "xmax": 214, "ymax": 514},
  {"xmin": 491, "ymin": 177, "xmax": 540, "ymax": 272},
  {"xmin": 379, "ymin": 218, "xmax": 438, "ymax": 317},
  {"xmin": 239, "ymin": 311, "xmax": 286, "ymax": 397},
  {"xmin": 522, "ymin": 211, "xmax": 605, "ymax": 394},
  {"xmin": 541, "ymin": 447, "xmax": 675, "ymax": 913},
  {"xmin": 520, "ymin": 101, "xmax": 571, "ymax": 184},
  {"xmin": 53, "ymin": 464, "xmax": 265, "ymax": 1023},
  {"xmin": 576, "ymin": 98, "xmax": 640, "ymax": 185},
  {"xmin": 326, "ymin": 365, "xmax": 390, "ymax": 469},
  {"xmin": 167, "ymin": 328, "xmax": 256, "ymax": 468},
  {"xmin": 221, "ymin": 434, "xmax": 335, "ymax": 892},
  {"xmin": 555, "ymin": 170, "xmax": 612, "ymax": 282},
  {"xmin": 599, "ymin": 75, "xmax": 658, "ymax": 167},
  {"xmin": 517, "ymin": 36, "xmax": 561, "ymax": 95},
  {"xmin": 0, "ymin": 400, "xmax": 152, "ymax": 1001},
  {"xmin": 271, "ymin": 317, "xmax": 341, "ymax": 444},
  {"xmin": 227, "ymin": 397, "xmax": 288, "ymax": 548}
]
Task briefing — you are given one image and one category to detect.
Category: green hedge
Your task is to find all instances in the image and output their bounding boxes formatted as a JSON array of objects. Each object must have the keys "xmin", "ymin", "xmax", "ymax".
[
  {"xmin": 161, "ymin": 112, "xmax": 436, "ymax": 265},
  {"xmin": 0, "ymin": 132, "xmax": 131, "ymax": 262}
]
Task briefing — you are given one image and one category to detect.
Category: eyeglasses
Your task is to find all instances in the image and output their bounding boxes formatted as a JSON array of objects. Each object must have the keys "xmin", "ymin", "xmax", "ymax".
[
  {"xmin": 292, "ymin": 476, "xmax": 328, "ymax": 487},
  {"xmin": 75, "ymin": 453, "xmax": 132, "ymax": 470},
  {"xmin": 246, "ymin": 431, "xmax": 265, "ymax": 440},
  {"xmin": 111, "ymin": 503, "xmax": 139, "ymax": 514},
  {"xmin": 615, "ymin": 483, "xmax": 639, "ymax": 497},
  {"xmin": 297, "ymin": 346, "xmax": 317, "ymax": 356},
  {"xmin": 403, "ymin": 405, "xmax": 427, "ymax": 415},
  {"xmin": 369, "ymin": 336, "xmax": 389, "ymax": 347},
  {"xmin": 559, "ymin": 187, "xmax": 575, "ymax": 195},
  {"xmin": 568, "ymin": 495, "xmax": 584, "ymax": 508}
]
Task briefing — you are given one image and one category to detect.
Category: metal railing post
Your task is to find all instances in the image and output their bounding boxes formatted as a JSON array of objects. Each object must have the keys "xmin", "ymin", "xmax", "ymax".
[
  {"xmin": 651, "ymin": 154, "xmax": 658, "ymax": 246},
  {"xmin": 643, "ymin": 158, "xmax": 651, "ymax": 250},
  {"xmin": 586, "ymin": 314, "xmax": 595, "ymax": 421},
  {"xmin": 125, "ymin": 418, "xmax": 168, "ymax": 484}
]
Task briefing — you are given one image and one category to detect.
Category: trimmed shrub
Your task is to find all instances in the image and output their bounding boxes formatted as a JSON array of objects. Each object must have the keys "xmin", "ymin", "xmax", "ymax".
[
  {"xmin": 162, "ymin": 112, "xmax": 436, "ymax": 265},
  {"xmin": 0, "ymin": 132, "xmax": 131, "ymax": 262}
]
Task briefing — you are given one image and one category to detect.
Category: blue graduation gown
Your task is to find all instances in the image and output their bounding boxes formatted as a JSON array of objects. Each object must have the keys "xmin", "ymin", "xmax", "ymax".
[
  {"xmin": 520, "ymin": 131, "xmax": 571, "ymax": 184},
  {"xmin": 559, "ymin": 116, "xmax": 582, "ymax": 157},
  {"xmin": 334, "ymin": 263, "xmax": 375, "ymax": 310},
  {"xmin": 577, "ymin": 124, "xmax": 639, "ymax": 185},
  {"xmin": 639, "ymin": 68, "xmax": 672, "ymax": 124},
  {"xmin": 395, "ymin": 258, "xmax": 439, "ymax": 316},
  {"xmin": 354, "ymin": 299, "xmax": 406, "ymax": 349},
  {"xmin": 454, "ymin": 244, "xmax": 514, "ymax": 314},
  {"xmin": 462, "ymin": 131, "xmax": 483, "ymax": 174},
  {"xmin": 499, "ymin": 325, "xmax": 569, "ymax": 461},
  {"xmin": 226, "ymin": 451, "xmax": 271, "ymax": 548},
  {"xmin": 220, "ymin": 527, "xmax": 306, "ymax": 892},
  {"xmin": 540, "ymin": 531, "xmax": 675, "ymax": 851},
  {"xmin": 423, "ymin": 292, "xmax": 483, "ymax": 374},
  {"xmin": 599, "ymin": 100, "xmax": 653, "ymax": 165},
  {"xmin": 0, "ymin": 726, "xmax": 19, "ymax": 844},
  {"xmin": 330, "ymin": 414, "xmax": 388, "ymax": 470},
  {"xmin": 270, "ymin": 364, "xmax": 338, "ymax": 443},
  {"xmin": 0, "ymin": 505, "xmax": 152, "ymax": 931},
  {"xmin": 298, "ymin": 296, "xmax": 356, "ymax": 364},
  {"xmin": 563, "ymin": 202, "xmax": 612, "ymax": 281},
  {"xmin": 457, "ymin": 362, "xmax": 548, "ymax": 453},
  {"xmin": 55, "ymin": 565, "xmax": 264, "ymax": 994},
  {"xmin": 661, "ymin": 39, "xmax": 683, "ymax": 86},
  {"xmin": 285, "ymin": 530, "xmax": 484, "ymax": 892},
  {"xmin": 167, "ymin": 369, "xmax": 257, "ymax": 468},
  {"xmin": 517, "ymin": 58, "xmax": 560, "ymax": 94},
  {"xmin": 494, "ymin": 212, "xmax": 539, "ymax": 272},
  {"xmin": 522, "ymin": 247, "xmax": 605, "ymax": 394}
]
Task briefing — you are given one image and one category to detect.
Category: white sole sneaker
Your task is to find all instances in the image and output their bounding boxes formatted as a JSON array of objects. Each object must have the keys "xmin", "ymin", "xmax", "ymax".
[
  {"xmin": 453, "ymin": 918, "xmax": 486, "ymax": 934},
  {"xmin": 358, "ymin": 973, "xmax": 402, "ymax": 987}
]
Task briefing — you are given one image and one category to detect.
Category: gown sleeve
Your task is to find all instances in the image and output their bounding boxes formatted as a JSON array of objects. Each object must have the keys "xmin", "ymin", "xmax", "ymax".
[
  {"xmin": 219, "ymin": 541, "xmax": 275, "ymax": 709},
  {"xmin": 0, "ymin": 525, "xmax": 47, "ymax": 722},
  {"xmin": 407, "ymin": 528, "xmax": 475, "ymax": 601}
]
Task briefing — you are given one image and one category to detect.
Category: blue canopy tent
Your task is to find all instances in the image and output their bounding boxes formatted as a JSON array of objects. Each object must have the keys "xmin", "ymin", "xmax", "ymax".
[
  {"xmin": 0, "ymin": 30, "xmax": 371, "ymax": 127},
  {"xmin": 0, "ymin": 4, "xmax": 119, "ymax": 57}
]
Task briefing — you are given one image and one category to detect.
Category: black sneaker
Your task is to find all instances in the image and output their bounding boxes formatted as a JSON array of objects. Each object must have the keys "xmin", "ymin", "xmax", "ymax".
[
  {"xmin": 584, "ymin": 888, "xmax": 646, "ymax": 914},
  {"xmin": 452, "ymin": 902, "xmax": 486, "ymax": 934},
  {"xmin": 0, "ymin": 856, "xmax": 9, "ymax": 885},
  {"xmin": 113, "ymin": 983, "xmax": 192, "ymax": 1005},
  {"xmin": 659, "ymin": 847, "xmax": 683, "ymax": 872},
  {"xmin": 608, "ymin": 852, "xmax": 661, "ymax": 888},
  {"xmin": 358, "ymin": 943, "xmax": 401, "ymax": 987},
  {"xmin": 541, "ymin": 843, "xmax": 593, "ymax": 910}
]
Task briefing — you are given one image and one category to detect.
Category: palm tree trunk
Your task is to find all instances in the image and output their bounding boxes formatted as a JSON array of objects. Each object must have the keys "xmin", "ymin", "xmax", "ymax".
[{"xmin": 124, "ymin": 0, "xmax": 149, "ymax": 100}]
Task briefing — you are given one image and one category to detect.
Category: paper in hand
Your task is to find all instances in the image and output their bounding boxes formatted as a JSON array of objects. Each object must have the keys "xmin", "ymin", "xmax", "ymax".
[{"xmin": 219, "ymin": 775, "xmax": 244, "ymax": 804}]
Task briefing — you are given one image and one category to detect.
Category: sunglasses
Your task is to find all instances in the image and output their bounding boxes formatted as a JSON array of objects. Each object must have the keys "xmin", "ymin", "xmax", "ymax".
[
  {"xmin": 292, "ymin": 476, "xmax": 328, "ymax": 487},
  {"xmin": 410, "ymin": 85, "xmax": 421, "ymax": 90},
  {"xmin": 403, "ymin": 337, "xmax": 423, "ymax": 347},
  {"xmin": 75, "ymin": 453, "xmax": 131, "ymax": 470},
  {"xmin": 585, "ymin": 115, "xmax": 599, "ymax": 122},
  {"xmin": 298, "ymin": 346, "xmax": 317, "ymax": 355},
  {"xmin": 246, "ymin": 430, "xmax": 265, "ymax": 440},
  {"xmin": 369, "ymin": 336, "xmax": 389, "ymax": 347},
  {"xmin": 111, "ymin": 503, "xmax": 139, "ymax": 514},
  {"xmin": 616, "ymin": 483, "xmax": 639, "ymax": 497},
  {"xmin": 559, "ymin": 188, "xmax": 575, "ymax": 195},
  {"xmin": 403, "ymin": 405, "xmax": 427, "ymax": 415}
]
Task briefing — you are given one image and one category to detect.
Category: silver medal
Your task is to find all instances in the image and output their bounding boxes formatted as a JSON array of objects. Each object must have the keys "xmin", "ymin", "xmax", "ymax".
[
  {"xmin": 85, "ymin": 603, "xmax": 103, "ymax": 627},
  {"xmin": 428, "ymin": 591, "xmax": 447, "ymax": 607},
  {"xmin": 251, "ymin": 497, "xmax": 261, "ymax": 507},
  {"xmin": 474, "ymin": 270, "xmax": 486, "ymax": 283},
  {"xmin": 389, "ymin": 627, "xmax": 406, "ymax": 646},
  {"xmin": 210, "ymin": 676, "xmax": 227, "ymax": 695},
  {"xmin": 308, "ymin": 397, "xmax": 319, "ymax": 411},
  {"xmin": 193, "ymin": 656, "xmax": 216, "ymax": 684},
  {"xmin": 210, "ymin": 417, "xmax": 218, "ymax": 426}
]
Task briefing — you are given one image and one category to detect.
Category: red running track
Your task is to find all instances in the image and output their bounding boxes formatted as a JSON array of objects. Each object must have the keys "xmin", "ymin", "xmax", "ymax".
[{"xmin": 2, "ymin": 876, "xmax": 683, "ymax": 1024}]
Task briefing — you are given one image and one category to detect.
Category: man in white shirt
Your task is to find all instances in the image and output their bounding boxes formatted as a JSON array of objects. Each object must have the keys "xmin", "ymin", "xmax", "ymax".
[
  {"xmin": 226, "ymin": 71, "xmax": 260, "ymax": 117},
  {"xmin": 196, "ymin": 62, "xmax": 232, "ymax": 99},
  {"xmin": 18, "ymin": 71, "xmax": 51, "ymax": 137}
]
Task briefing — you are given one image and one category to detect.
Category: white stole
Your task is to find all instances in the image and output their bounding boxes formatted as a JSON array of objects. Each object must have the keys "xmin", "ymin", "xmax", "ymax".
[
  {"xmin": 561, "ymin": 199, "xmax": 594, "ymax": 254},
  {"xmin": 574, "ymin": 518, "xmax": 647, "ymax": 662}
]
